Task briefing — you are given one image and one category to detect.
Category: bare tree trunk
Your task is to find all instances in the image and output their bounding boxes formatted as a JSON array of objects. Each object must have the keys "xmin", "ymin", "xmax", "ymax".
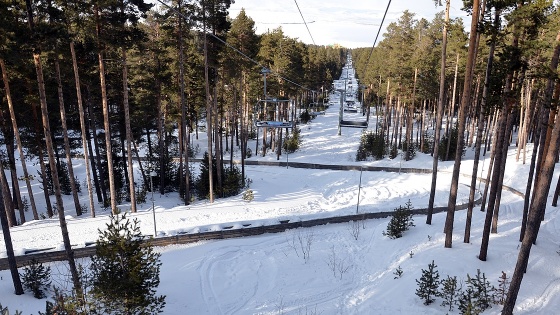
[
  {"xmin": 157, "ymin": 77, "xmax": 165, "ymax": 196},
  {"xmin": 445, "ymin": 53, "xmax": 460, "ymax": 161},
  {"xmin": 0, "ymin": 59, "xmax": 38, "ymax": 220},
  {"xmin": 121, "ymin": 50, "xmax": 136, "ymax": 213},
  {"xmin": 444, "ymin": 0, "xmax": 480, "ymax": 248},
  {"xmin": 0, "ymin": 158, "xmax": 15, "ymax": 227},
  {"xmin": 467, "ymin": 76, "xmax": 481, "ymax": 147},
  {"xmin": 31, "ymin": 101, "xmax": 54, "ymax": 218},
  {"xmin": 464, "ymin": 16, "xmax": 497, "ymax": 242},
  {"xmin": 427, "ymin": 0, "xmax": 450, "ymax": 225},
  {"xmin": 503, "ymin": 32, "xmax": 560, "ymax": 312},
  {"xmin": 491, "ymin": 106, "xmax": 516, "ymax": 233},
  {"xmin": 95, "ymin": 4, "xmax": 118, "ymax": 214},
  {"xmin": 87, "ymin": 94, "xmax": 107, "ymax": 205},
  {"xmin": 203, "ymin": 5, "xmax": 214, "ymax": 203},
  {"xmin": 0, "ymin": 116, "xmax": 24, "ymax": 224},
  {"xmin": 0, "ymin": 160, "xmax": 23, "ymax": 294},
  {"xmin": 55, "ymin": 59, "xmax": 82, "ymax": 216},
  {"xmin": 178, "ymin": 4, "xmax": 186, "ymax": 201},
  {"xmin": 70, "ymin": 42, "xmax": 95, "ymax": 218},
  {"xmin": 241, "ymin": 74, "xmax": 246, "ymax": 182},
  {"xmin": 520, "ymin": 105, "xmax": 544, "ymax": 240},
  {"xmin": 30, "ymin": 41, "xmax": 82, "ymax": 297},
  {"xmin": 214, "ymin": 85, "xmax": 223, "ymax": 197},
  {"xmin": 405, "ymin": 68, "xmax": 417, "ymax": 160}
]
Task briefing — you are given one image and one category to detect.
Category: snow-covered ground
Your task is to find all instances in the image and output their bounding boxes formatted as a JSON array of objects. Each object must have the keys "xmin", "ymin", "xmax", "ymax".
[{"xmin": 1, "ymin": 63, "xmax": 559, "ymax": 314}]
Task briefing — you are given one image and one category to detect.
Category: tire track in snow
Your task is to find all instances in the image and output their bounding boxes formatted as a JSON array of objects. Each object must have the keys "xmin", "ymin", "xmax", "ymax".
[{"xmin": 197, "ymin": 237, "xmax": 282, "ymax": 314}]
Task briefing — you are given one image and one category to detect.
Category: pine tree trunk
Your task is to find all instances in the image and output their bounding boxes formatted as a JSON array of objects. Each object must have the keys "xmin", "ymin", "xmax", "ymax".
[
  {"xmin": 86, "ymin": 95, "xmax": 106, "ymax": 204},
  {"xmin": 241, "ymin": 74, "xmax": 246, "ymax": 182},
  {"xmin": 520, "ymin": 106, "xmax": 544, "ymax": 241},
  {"xmin": 55, "ymin": 59, "xmax": 82, "ymax": 216},
  {"xmin": 427, "ymin": 0, "xmax": 450, "ymax": 225},
  {"xmin": 3, "ymin": 129, "xmax": 24, "ymax": 224},
  {"xmin": 467, "ymin": 76, "xmax": 481, "ymax": 147},
  {"xmin": 491, "ymin": 107, "xmax": 516, "ymax": 233},
  {"xmin": 95, "ymin": 3, "xmax": 118, "ymax": 214},
  {"xmin": 178, "ymin": 7, "xmax": 186, "ymax": 201},
  {"xmin": 122, "ymin": 50, "xmax": 136, "ymax": 213},
  {"xmin": 480, "ymin": 22, "xmax": 520, "ymax": 251},
  {"xmin": 464, "ymin": 18, "xmax": 497, "ymax": 242},
  {"xmin": 214, "ymin": 86, "xmax": 223, "ymax": 197},
  {"xmin": 445, "ymin": 53, "xmax": 460, "ymax": 161},
  {"xmin": 31, "ymin": 101, "xmax": 54, "ymax": 218},
  {"xmin": 0, "ymin": 161, "xmax": 23, "ymax": 294},
  {"xmin": 503, "ymin": 30, "xmax": 560, "ymax": 310},
  {"xmin": 1, "ymin": 59, "xmax": 38, "ymax": 220},
  {"xmin": 479, "ymin": 107, "xmax": 508, "ymax": 260},
  {"xmin": 444, "ymin": 0, "xmax": 480, "ymax": 248},
  {"xmin": 157, "ymin": 76, "xmax": 166, "ymax": 196},
  {"xmin": 0, "ymin": 160, "xmax": 15, "ymax": 227},
  {"xmin": 70, "ymin": 42, "xmax": 96, "ymax": 218},
  {"xmin": 203, "ymin": 7, "xmax": 214, "ymax": 203},
  {"xmin": 31, "ymin": 47, "xmax": 82, "ymax": 298},
  {"xmin": 98, "ymin": 50, "xmax": 117, "ymax": 213}
]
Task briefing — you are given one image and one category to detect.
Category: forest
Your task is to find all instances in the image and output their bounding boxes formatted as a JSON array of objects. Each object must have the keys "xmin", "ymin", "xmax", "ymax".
[{"xmin": 1, "ymin": 0, "xmax": 560, "ymax": 314}]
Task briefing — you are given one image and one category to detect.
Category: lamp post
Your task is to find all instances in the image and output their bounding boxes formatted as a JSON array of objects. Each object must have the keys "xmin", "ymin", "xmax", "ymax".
[{"xmin": 150, "ymin": 170, "xmax": 157, "ymax": 237}]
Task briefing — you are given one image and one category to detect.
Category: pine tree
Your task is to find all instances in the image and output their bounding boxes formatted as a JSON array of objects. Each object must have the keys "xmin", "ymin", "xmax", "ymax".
[
  {"xmin": 468, "ymin": 269, "xmax": 496, "ymax": 312},
  {"xmin": 458, "ymin": 269, "xmax": 496, "ymax": 314},
  {"xmin": 20, "ymin": 259, "xmax": 51, "ymax": 299},
  {"xmin": 415, "ymin": 260, "xmax": 440, "ymax": 305},
  {"xmin": 497, "ymin": 271, "xmax": 509, "ymax": 305},
  {"xmin": 439, "ymin": 275, "xmax": 461, "ymax": 311},
  {"xmin": 90, "ymin": 213, "xmax": 166, "ymax": 314},
  {"xmin": 383, "ymin": 200, "xmax": 415, "ymax": 239}
]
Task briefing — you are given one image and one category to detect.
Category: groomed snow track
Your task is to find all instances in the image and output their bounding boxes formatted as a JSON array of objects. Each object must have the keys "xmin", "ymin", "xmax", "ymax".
[{"xmin": 0, "ymin": 162, "xmax": 524, "ymax": 270}]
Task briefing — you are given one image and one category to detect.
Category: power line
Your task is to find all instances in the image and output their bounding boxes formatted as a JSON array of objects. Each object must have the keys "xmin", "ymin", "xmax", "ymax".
[
  {"xmin": 154, "ymin": 0, "xmax": 315, "ymax": 93},
  {"xmin": 293, "ymin": 0, "xmax": 316, "ymax": 46}
]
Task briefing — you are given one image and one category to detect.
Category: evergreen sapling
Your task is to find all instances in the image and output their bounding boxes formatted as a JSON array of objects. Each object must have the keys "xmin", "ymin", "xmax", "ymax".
[
  {"xmin": 415, "ymin": 260, "xmax": 440, "ymax": 305},
  {"xmin": 383, "ymin": 200, "xmax": 415, "ymax": 239},
  {"xmin": 20, "ymin": 259, "xmax": 51, "ymax": 299},
  {"xmin": 439, "ymin": 275, "xmax": 461, "ymax": 311}
]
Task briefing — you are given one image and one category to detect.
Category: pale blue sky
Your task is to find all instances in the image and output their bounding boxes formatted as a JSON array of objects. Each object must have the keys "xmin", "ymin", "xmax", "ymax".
[{"xmin": 228, "ymin": 0, "xmax": 469, "ymax": 48}]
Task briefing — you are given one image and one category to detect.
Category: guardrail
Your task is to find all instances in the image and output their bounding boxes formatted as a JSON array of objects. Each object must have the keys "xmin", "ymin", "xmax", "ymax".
[{"xmin": 0, "ymin": 162, "xmax": 523, "ymax": 270}]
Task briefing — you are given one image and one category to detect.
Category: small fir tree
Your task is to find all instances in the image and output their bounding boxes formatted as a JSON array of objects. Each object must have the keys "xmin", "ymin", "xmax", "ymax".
[
  {"xmin": 20, "ymin": 259, "xmax": 51, "ymax": 299},
  {"xmin": 496, "ymin": 271, "xmax": 509, "ymax": 305},
  {"xmin": 356, "ymin": 131, "xmax": 386, "ymax": 161},
  {"xmin": 458, "ymin": 269, "xmax": 496, "ymax": 314},
  {"xmin": 439, "ymin": 275, "xmax": 461, "ymax": 311},
  {"xmin": 283, "ymin": 126, "xmax": 302, "ymax": 153},
  {"xmin": 415, "ymin": 260, "xmax": 440, "ymax": 305},
  {"xmin": 468, "ymin": 269, "xmax": 496, "ymax": 312},
  {"xmin": 383, "ymin": 200, "xmax": 415, "ymax": 239},
  {"xmin": 458, "ymin": 288, "xmax": 476, "ymax": 315},
  {"xmin": 90, "ymin": 213, "xmax": 166, "ymax": 314},
  {"xmin": 195, "ymin": 151, "xmax": 217, "ymax": 199},
  {"xmin": 222, "ymin": 165, "xmax": 244, "ymax": 197}
]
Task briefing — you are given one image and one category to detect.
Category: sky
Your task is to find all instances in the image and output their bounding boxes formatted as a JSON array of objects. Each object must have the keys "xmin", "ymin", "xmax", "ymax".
[
  {"xmin": 2, "ymin": 58, "xmax": 560, "ymax": 314},
  {"xmin": 228, "ymin": 0, "xmax": 470, "ymax": 48}
]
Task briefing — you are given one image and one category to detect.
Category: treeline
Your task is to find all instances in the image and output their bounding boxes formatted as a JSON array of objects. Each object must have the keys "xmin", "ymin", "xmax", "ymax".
[
  {"xmin": 0, "ymin": 0, "xmax": 347, "ymax": 226},
  {"xmin": 352, "ymin": 1, "xmax": 560, "ymax": 313}
]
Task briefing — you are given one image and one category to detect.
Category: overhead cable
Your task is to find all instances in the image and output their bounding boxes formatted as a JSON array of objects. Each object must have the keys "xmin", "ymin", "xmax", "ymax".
[
  {"xmin": 365, "ymin": 0, "xmax": 392, "ymax": 69},
  {"xmin": 154, "ymin": 0, "xmax": 315, "ymax": 93},
  {"xmin": 293, "ymin": 0, "xmax": 316, "ymax": 45}
]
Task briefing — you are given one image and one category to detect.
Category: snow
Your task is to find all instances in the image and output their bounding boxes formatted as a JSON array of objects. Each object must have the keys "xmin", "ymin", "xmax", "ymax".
[{"xmin": 1, "ymin": 63, "xmax": 560, "ymax": 314}]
